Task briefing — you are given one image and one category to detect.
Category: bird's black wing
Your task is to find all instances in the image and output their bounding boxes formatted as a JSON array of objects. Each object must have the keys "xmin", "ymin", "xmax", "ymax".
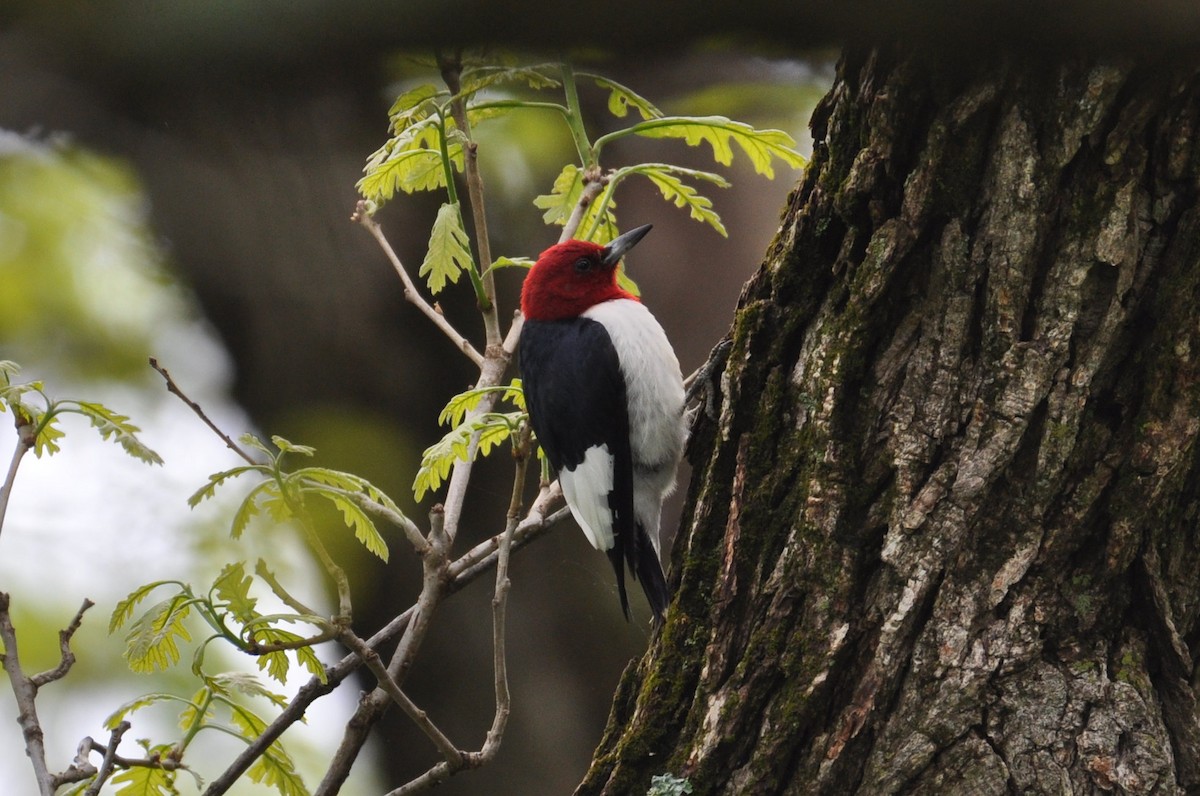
[{"xmin": 520, "ymin": 318, "xmax": 638, "ymax": 618}]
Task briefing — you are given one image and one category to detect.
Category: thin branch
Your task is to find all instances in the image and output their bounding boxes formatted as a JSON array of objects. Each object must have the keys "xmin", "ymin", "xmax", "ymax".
[
  {"xmin": 0, "ymin": 592, "xmax": 54, "ymax": 796},
  {"xmin": 439, "ymin": 50, "xmax": 502, "ymax": 348},
  {"xmin": 560, "ymin": 170, "xmax": 608, "ymax": 243},
  {"xmin": 79, "ymin": 721, "xmax": 130, "ymax": 796},
  {"xmin": 440, "ymin": 349, "xmax": 513, "ymax": 544},
  {"xmin": 149, "ymin": 358, "xmax": 257, "ymax": 466},
  {"xmin": 314, "ymin": 506, "xmax": 450, "ymax": 795},
  {"xmin": 297, "ymin": 513, "xmax": 354, "ymax": 623},
  {"xmin": 353, "ymin": 203, "xmax": 485, "ymax": 367},
  {"xmin": 31, "ymin": 599, "xmax": 92, "ymax": 688},
  {"xmin": 340, "ymin": 630, "xmax": 464, "ymax": 766},
  {"xmin": 0, "ymin": 410, "xmax": 36, "ymax": 544},
  {"xmin": 255, "ymin": 562, "xmax": 324, "ymax": 619}
]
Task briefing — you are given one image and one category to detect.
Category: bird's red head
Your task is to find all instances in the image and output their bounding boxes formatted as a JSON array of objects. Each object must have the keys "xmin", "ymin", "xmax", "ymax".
[{"xmin": 520, "ymin": 225, "xmax": 652, "ymax": 321}]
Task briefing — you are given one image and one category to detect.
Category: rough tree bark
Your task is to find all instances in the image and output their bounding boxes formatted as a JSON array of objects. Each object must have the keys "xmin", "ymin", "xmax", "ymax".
[{"xmin": 578, "ymin": 45, "xmax": 1200, "ymax": 795}]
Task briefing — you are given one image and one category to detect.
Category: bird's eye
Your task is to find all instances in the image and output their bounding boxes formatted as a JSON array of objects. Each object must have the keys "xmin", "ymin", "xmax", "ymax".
[{"xmin": 573, "ymin": 257, "xmax": 592, "ymax": 273}]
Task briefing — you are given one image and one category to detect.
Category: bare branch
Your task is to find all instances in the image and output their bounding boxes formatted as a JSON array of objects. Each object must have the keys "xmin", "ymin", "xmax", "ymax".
[
  {"xmin": 149, "ymin": 358, "xmax": 257, "ymax": 466},
  {"xmin": 314, "ymin": 506, "xmax": 450, "ymax": 794},
  {"xmin": 0, "ymin": 409, "xmax": 36, "ymax": 544},
  {"xmin": 0, "ymin": 592, "xmax": 54, "ymax": 796},
  {"xmin": 559, "ymin": 170, "xmax": 608, "ymax": 243},
  {"xmin": 79, "ymin": 721, "xmax": 130, "ymax": 796},
  {"xmin": 31, "ymin": 598, "xmax": 92, "ymax": 688},
  {"xmin": 340, "ymin": 630, "xmax": 464, "ymax": 766},
  {"xmin": 353, "ymin": 203, "xmax": 485, "ymax": 367}
]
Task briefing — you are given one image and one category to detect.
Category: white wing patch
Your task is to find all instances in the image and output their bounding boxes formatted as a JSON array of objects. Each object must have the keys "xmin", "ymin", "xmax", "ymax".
[{"xmin": 559, "ymin": 444, "xmax": 615, "ymax": 551}]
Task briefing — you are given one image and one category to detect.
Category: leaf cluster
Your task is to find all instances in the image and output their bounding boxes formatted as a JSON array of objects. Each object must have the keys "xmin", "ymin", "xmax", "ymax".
[
  {"xmin": 0, "ymin": 360, "xmax": 162, "ymax": 464},
  {"xmin": 414, "ymin": 380, "xmax": 526, "ymax": 501},
  {"xmin": 101, "ymin": 433, "xmax": 412, "ymax": 794},
  {"xmin": 358, "ymin": 60, "xmax": 807, "ymax": 299}
]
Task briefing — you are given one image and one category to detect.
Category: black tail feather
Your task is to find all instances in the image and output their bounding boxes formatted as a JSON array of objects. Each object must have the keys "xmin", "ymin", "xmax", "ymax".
[
  {"xmin": 607, "ymin": 548, "xmax": 632, "ymax": 621},
  {"xmin": 608, "ymin": 524, "xmax": 670, "ymax": 623}
]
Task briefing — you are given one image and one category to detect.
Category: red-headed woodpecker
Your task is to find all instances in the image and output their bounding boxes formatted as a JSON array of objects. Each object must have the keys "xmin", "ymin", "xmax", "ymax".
[{"xmin": 519, "ymin": 224, "xmax": 685, "ymax": 622}]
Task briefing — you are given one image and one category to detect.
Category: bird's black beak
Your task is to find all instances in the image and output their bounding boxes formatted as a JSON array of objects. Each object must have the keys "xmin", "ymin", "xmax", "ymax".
[{"xmin": 600, "ymin": 224, "xmax": 652, "ymax": 267}]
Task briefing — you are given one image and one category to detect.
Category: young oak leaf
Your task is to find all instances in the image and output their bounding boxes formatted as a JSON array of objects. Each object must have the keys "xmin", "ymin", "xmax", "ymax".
[
  {"xmin": 631, "ymin": 163, "xmax": 730, "ymax": 236},
  {"xmin": 226, "ymin": 701, "xmax": 309, "ymax": 796},
  {"xmin": 123, "ymin": 594, "xmax": 193, "ymax": 673},
  {"xmin": 585, "ymin": 73, "xmax": 663, "ymax": 120},
  {"xmin": 109, "ymin": 764, "xmax": 177, "ymax": 795},
  {"xmin": 623, "ymin": 116, "xmax": 807, "ymax": 179},
  {"xmin": 438, "ymin": 380, "xmax": 526, "ymax": 427},
  {"xmin": 74, "ymin": 401, "xmax": 164, "ymax": 465},
  {"xmin": 212, "ymin": 562, "xmax": 258, "ymax": 624},
  {"xmin": 412, "ymin": 412, "xmax": 523, "ymax": 501},
  {"xmin": 419, "ymin": 202, "xmax": 474, "ymax": 294},
  {"xmin": 532, "ymin": 164, "xmax": 583, "ymax": 226},
  {"xmin": 110, "ymin": 580, "xmax": 186, "ymax": 633},
  {"xmin": 103, "ymin": 692, "xmax": 187, "ymax": 730}
]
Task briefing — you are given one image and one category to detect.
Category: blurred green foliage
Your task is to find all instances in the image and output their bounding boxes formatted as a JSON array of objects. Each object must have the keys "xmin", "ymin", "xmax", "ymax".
[{"xmin": 0, "ymin": 133, "xmax": 177, "ymax": 380}]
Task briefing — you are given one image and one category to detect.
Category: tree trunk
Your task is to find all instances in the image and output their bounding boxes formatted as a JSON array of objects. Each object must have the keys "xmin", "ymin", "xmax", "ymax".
[{"xmin": 578, "ymin": 45, "xmax": 1200, "ymax": 796}]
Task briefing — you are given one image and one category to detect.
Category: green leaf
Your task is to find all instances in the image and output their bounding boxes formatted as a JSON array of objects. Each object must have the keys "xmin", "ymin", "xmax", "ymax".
[
  {"xmin": 74, "ymin": 401, "xmax": 164, "ymax": 465},
  {"xmin": 211, "ymin": 671, "xmax": 289, "ymax": 708},
  {"xmin": 358, "ymin": 117, "xmax": 463, "ymax": 202},
  {"xmin": 295, "ymin": 467, "xmax": 405, "ymax": 517},
  {"xmin": 31, "ymin": 413, "xmax": 64, "ymax": 458},
  {"xmin": 124, "ymin": 595, "xmax": 193, "ymax": 673},
  {"xmin": 460, "ymin": 63, "xmax": 561, "ymax": 97},
  {"xmin": 481, "ymin": 255, "xmax": 534, "ymax": 280},
  {"xmin": 249, "ymin": 748, "xmax": 310, "ymax": 796},
  {"xmin": 630, "ymin": 163, "xmax": 730, "ymax": 236},
  {"xmin": 413, "ymin": 407, "xmax": 525, "ymax": 500},
  {"xmin": 438, "ymin": 381, "xmax": 526, "ymax": 427},
  {"xmin": 111, "ymin": 581, "xmax": 182, "ymax": 633},
  {"xmin": 104, "ymin": 692, "xmax": 185, "ymax": 730},
  {"xmin": 621, "ymin": 116, "xmax": 807, "ymax": 178},
  {"xmin": 240, "ymin": 433, "xmax": 274, "ymax": 457},
  {"xmin": 271, "ymin": 436, "xmax": 315, "ymax": 457},
  {"xmin": 419, "ymin": 202, "xmax": 474, "ymax": 294},
  {"xmin": 187, "ymin": 465, "xmax": 263, "ymax": 508},
  {"xmin": 386, "ymin": 83, "xmax": 441, "ymax": 134},
  {"xmin": 177, "ymin": 684, "xmax": 214, "ymax": 732},
  {"xmin": 587, "ymin": 73, "xmax": 662, "ymax": 120},
  {"xmin": 311, "ymin": 486, "xmax": 389, "ymax": 561},
  {"xmin": 534, "ymin": 164, "xmax": 618, "ymax": 239},
  {"xmin": 226, "ymin": 701, "xmax": 310, "ymax": 796},
  {"xmin": 230, "ymin": 480, "xmax": 274, "ymax": 542},
  {"xmin": 110, "ymin": 764, "xmax": 177, "ymax": 795},
  {"xmin": 533, "ymin": 164, "xmax": 583, "ymax": 226},
  {"xmin": 212, "ymin": 562, "xmax": 258, "ymax": 623}
]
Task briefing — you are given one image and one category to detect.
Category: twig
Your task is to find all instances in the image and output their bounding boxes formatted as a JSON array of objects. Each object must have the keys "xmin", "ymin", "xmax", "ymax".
[
  {"xmin": 0, "ymin": 592, "xmax": 55, "ymax": 796},
  {"xmin": 340, "ymin": 631, "xmax": 464, "ymax": 766},
  {"xmin": 31, "ymin": 599, "xmax": 93, "ymax": 687},
  {"xmin": 149, "ymin": 358, "xmax": 257, "ymax": 466},
  {"xmin": 383, "ymin": 433, "xmax": 530, "ymax": 796},
  {"xmin": 79, "ymin": 721, "xmax": 130, "ymax": 796},
  {"xmin": 353, "ymin": 204, "xmax": 485, "ymax": 367},
  {"xmin": 314, "ymin": 507, "xmax": 450, "ymax": 795},
  {"xmin": 0, "ymin": 409, "xmax": 36, "ymax": 544},
  {"xmin": 560, "ymin": 171, "xmax": 608, "ymax": 244},
  {"xmin": 439, "ymin": 50, "xmax": 502, "ymax": 348}
]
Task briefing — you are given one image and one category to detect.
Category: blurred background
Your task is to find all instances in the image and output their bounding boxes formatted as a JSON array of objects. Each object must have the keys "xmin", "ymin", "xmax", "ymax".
[{"xmin": 0, "ymin": 6, "xmax": 830, "ymax": 793}]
